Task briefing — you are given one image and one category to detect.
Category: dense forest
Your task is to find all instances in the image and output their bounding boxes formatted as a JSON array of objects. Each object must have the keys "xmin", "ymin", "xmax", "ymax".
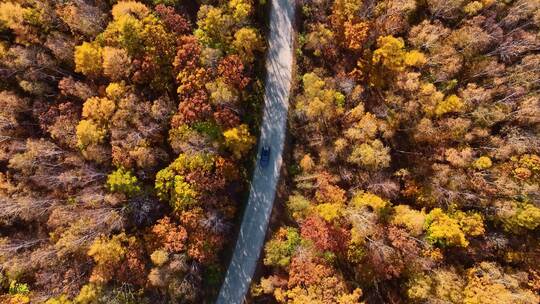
[
  {"xmin": 254, "ymin": 0, "xmax": 540, "ymax": 303},
  {"xmin": 0, "ymin": 0, "xmax": 266, "ymax": 303},
  {"xmin": 1, "ymin": 0, "xmax": 539, "ymax": 303}
]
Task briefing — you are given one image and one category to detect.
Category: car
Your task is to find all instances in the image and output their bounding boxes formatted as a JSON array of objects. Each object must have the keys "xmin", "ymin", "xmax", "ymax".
[{"xmin": 260, "ymin": 146, "xmax": 271, "ymax": 167}]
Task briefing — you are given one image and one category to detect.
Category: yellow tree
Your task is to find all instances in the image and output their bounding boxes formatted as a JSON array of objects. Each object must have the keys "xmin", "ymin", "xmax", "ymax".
[
  {"xmin": 76, "ymin": 119, "xmax": 106, "ymax": 149},
  {"xmin": 223, "ymin": 124, "xmax": 256, "ymax": 159},
  {"xmin": 348, "ymin": 139, "xmax": 391, "ymax": 170},
  {"xmin": 232, "ymin": 27, "xmax": 265, "ymax": 62},
  {"xmin": 295, "ymin": 72, "xmax": 344, "ymax": 128},
  {"xmin": 331, "ymin": 0, "xmax": 363, "ymax": 30},
  {"xmin": 87, "ymin": 233, "xmax": 135, "ymax": 283},
  {"xmin": 464, "ymin": 262, "xmax": 539, "ymax": 304},
  {"xmin": 373, "ymin": 35, "xmax": 426, "ymax": 72},
  {"xmin": 74, "ymin": 42, "xmax": 103, "ymax": 77}
]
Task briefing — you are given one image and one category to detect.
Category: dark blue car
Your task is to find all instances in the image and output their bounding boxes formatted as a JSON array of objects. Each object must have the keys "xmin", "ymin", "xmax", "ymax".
[{"xmin": 260, "ymin": 146, "xmax": 271, "ymax": 167}]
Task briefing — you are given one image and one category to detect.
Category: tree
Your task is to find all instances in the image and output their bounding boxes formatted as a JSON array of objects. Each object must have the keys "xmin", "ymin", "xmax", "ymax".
[
  {"xmin": 424, "ymin": 208, "xmax": 485, "ymax": 248},
  {"xmin": 58, "ymin": 77, "xmax": 96, "ymax": 101},
  {"xmin": 408, "ymin": 19, "xmax": 450, "ymax": 49},
  {"xmin": 232, "ymin": 27, "xmax": 265, "ymax": 62},
  {"xmin": 74, "ymin": 42, "xmax": 103, "ymax": 77},
  {"xmin": 264, "ymin": 227, "xmax": 302, "ymax": 268},
  {"xmin": 155, "ymin": 153, "xmax": 216, "ymax": 210},
  {"xmin": 106, "ymin": 167, "xmax": 141, "ymax": 196},
  {"xmin": 111, "ymin": 1, "xmax": 150, "ymax": 20},
  {"xmin": 75, "ymin": 284, "xmax": 102, "ymax": 304},
  {"xmin": 350, "ymin": 191, "xmax": 390, "ymax": 215},
  {"xmin": 45, "ymin": 31, "xmax": 76, "ymax": 64},
  {"xmin": 348, "ymin": 139, "xmax": 391, "ymax": 170},
  {"xmin": 407, "ymin": 267, "xmax": 465, "ymax": 303},
  {"xmin": 426, "ymin": 0, "xmax": 468, "ymax": 20},
  {"xmin": 87, "ymin": 233, "xmax": 135, "ymax": 283},
  {"xmin": 223, "ymin": 124, "xmax": 255, "ymax": 159},
  {"xmin": 495, "ymin": 201, "xmax": 540, "ymax": 233},
  {"xmin": 300, "ymin": 216, "xmax": 349, "ymax": 253},
  {"xmin": 472, "ymin": 156, "xmax": 492, "ymax": 170},
  {"xmin": 299, "ymin": 154, "xmax": 315, "ymax": 172},
  {"xmin": 464, "ymin": 262, "xmax": 539, "ymax": 304},
  {"xmin": 206, "ymin": 79, "xmax": 239, "ymax": 106},
  {"xmin": 56, "ymin": 1, "xmax": 107, "ymax": 38},
  {"xmin": 284, "ymin": 250, "xmax": 355, "ymax": 303},
  {"xmin": 150, "ymin": 216, "xmax": 188, "ymax": 253},
  {"xmin": 331, "ymin": 0, "xmax": 363, "ymax": 30},
  {"xmin": 314, "ymin": 173, "xmax": 346, "ymax": 205},
  {"xmin": 391, "ymin": 205, "xmax": 426, "ymax": 236},
  {"xmin": 344, "ymin": 21, "xmax": 370, "ymax": 51},
  {"xmin": 0, "ymin": 2, "xmax": 40, "ymax": 44},
  {"xmin": 173, "ymin": 35, "xmax": 207, "ymax": 98},
  {"xmin": 0, "ymin": 91, "xmax": 29, "ymax": 136},
  {"xmin": 435, "ymin": 94, "xmax": 465, "ymax": 116},
  {"xmin": 195, "ymin": 5, "xmax": 233, "ymax": 48},
  {"xmin": 229, "ymin": 0, "xmax": 253, "ymax": 23},
  {"xmin": 40, "ymin": 102, "xmax": 81, "ymax": 149},
  {"xmin": 287, "ymin": 194, "xmax": 312, "ymax": 221},
  {"xmin": 155, "ymin": 4, "xmax": 191, "ymax": 35},
  {"xmin": 448, "ymin": 22, "xmax": 492, "ymax": 58},
  {"xmin": 304, "ymin": 23, "xmax": 336, "ymax": 57},
  {"xmin": 218, "ymin": 55, "xmax": 250, "ymax": 90},
  {"xmin": 179, "ymin": 207, "xmax": 225, "ymax": 264},
  {"xmin": 44, "ymin": 294, "xmax": 71, "ymax": 304},
  {"xmin": 102, "ymin": 47, "xmax": 131, "ymax": 81},
  {"xmin": 295, "ymin": 72, "xmax": 344, "ymax": 127},
  {"xmin": 214, "ymin": 107, "xmax": 241, "ymax": 129},
  {"xmin": 345, "ymin": 112, "xmax": 382, "ymax": 142},
  {"xmin": 372, "ymin": 35, "xmax": 426, "ymax": 72},
  {"xmin": 75, "ymin": 120, "xmax": 106, "ymax": 149}
]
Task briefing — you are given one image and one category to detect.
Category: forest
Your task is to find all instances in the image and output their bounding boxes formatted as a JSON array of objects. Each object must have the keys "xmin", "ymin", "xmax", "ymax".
[
  {"xmin": 0, "ymin": 0, "xmax": 266, "ymax": 303},
  {"xmin": 253, "ymin": 0, "xmax": 540, "ymax": 303},
  {"xmin": 1, "ymin": 0, "xmax": 539, "ymax": 303}
]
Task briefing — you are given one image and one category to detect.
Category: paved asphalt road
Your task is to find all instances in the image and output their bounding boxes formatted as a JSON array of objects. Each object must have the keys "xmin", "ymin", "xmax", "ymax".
[{"xmin": 216, "ymin": 0, "xmax": 295, "ymax": 303}]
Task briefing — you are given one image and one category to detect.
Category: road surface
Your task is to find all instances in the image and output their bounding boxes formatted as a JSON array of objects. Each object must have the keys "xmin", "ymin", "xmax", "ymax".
[{"xmin": 216, "ymin": 0, "xmax": 295, "ymax": 303}]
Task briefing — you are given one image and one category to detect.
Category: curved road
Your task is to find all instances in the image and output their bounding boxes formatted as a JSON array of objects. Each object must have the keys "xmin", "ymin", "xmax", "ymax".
[{"xmin": 216, "ymin": 0, "xmax": 295, "ymax": 303}]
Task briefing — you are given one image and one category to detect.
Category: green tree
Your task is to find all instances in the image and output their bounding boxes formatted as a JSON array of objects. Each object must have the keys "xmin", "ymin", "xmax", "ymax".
[
  {"xmin": 106, "ymin": 167, "xmax": 141, "ymax": 196},
  {"xmin": 194, "ymin": 5, "xmax": 233, "ymax": 48},
  {"xmin": 155, "ymin": 153, "xmax": 215, "ymax": 210},
  {"xmin": 44, "ymin": 295, "xmax": 72, "ymax": 304},
  {"xmin": 287, "ymin": 194, "xmax": 312, "ymax": 221},
  {"xmin": 264, "ymin": 227, "xmax": 302, "ymax": 267}
]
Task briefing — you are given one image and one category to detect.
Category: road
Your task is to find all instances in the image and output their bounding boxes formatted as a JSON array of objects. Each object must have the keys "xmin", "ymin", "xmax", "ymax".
[{"xmin": 216, "ymin": 0, "xmax": 295, "ymax": 303}]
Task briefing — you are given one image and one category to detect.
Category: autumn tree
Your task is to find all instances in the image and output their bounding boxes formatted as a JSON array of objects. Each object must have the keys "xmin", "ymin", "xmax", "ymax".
[
  {"xmin": 264, "ymin": 227, "xmax": 302, "ymax": 268},
  {"xmin": 295, "ymin": 72, "xmax": 345, "ymax": 130},
  {"xmin": 223, "ymin": 124, "xmax": 255, "ymax": 159}
]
